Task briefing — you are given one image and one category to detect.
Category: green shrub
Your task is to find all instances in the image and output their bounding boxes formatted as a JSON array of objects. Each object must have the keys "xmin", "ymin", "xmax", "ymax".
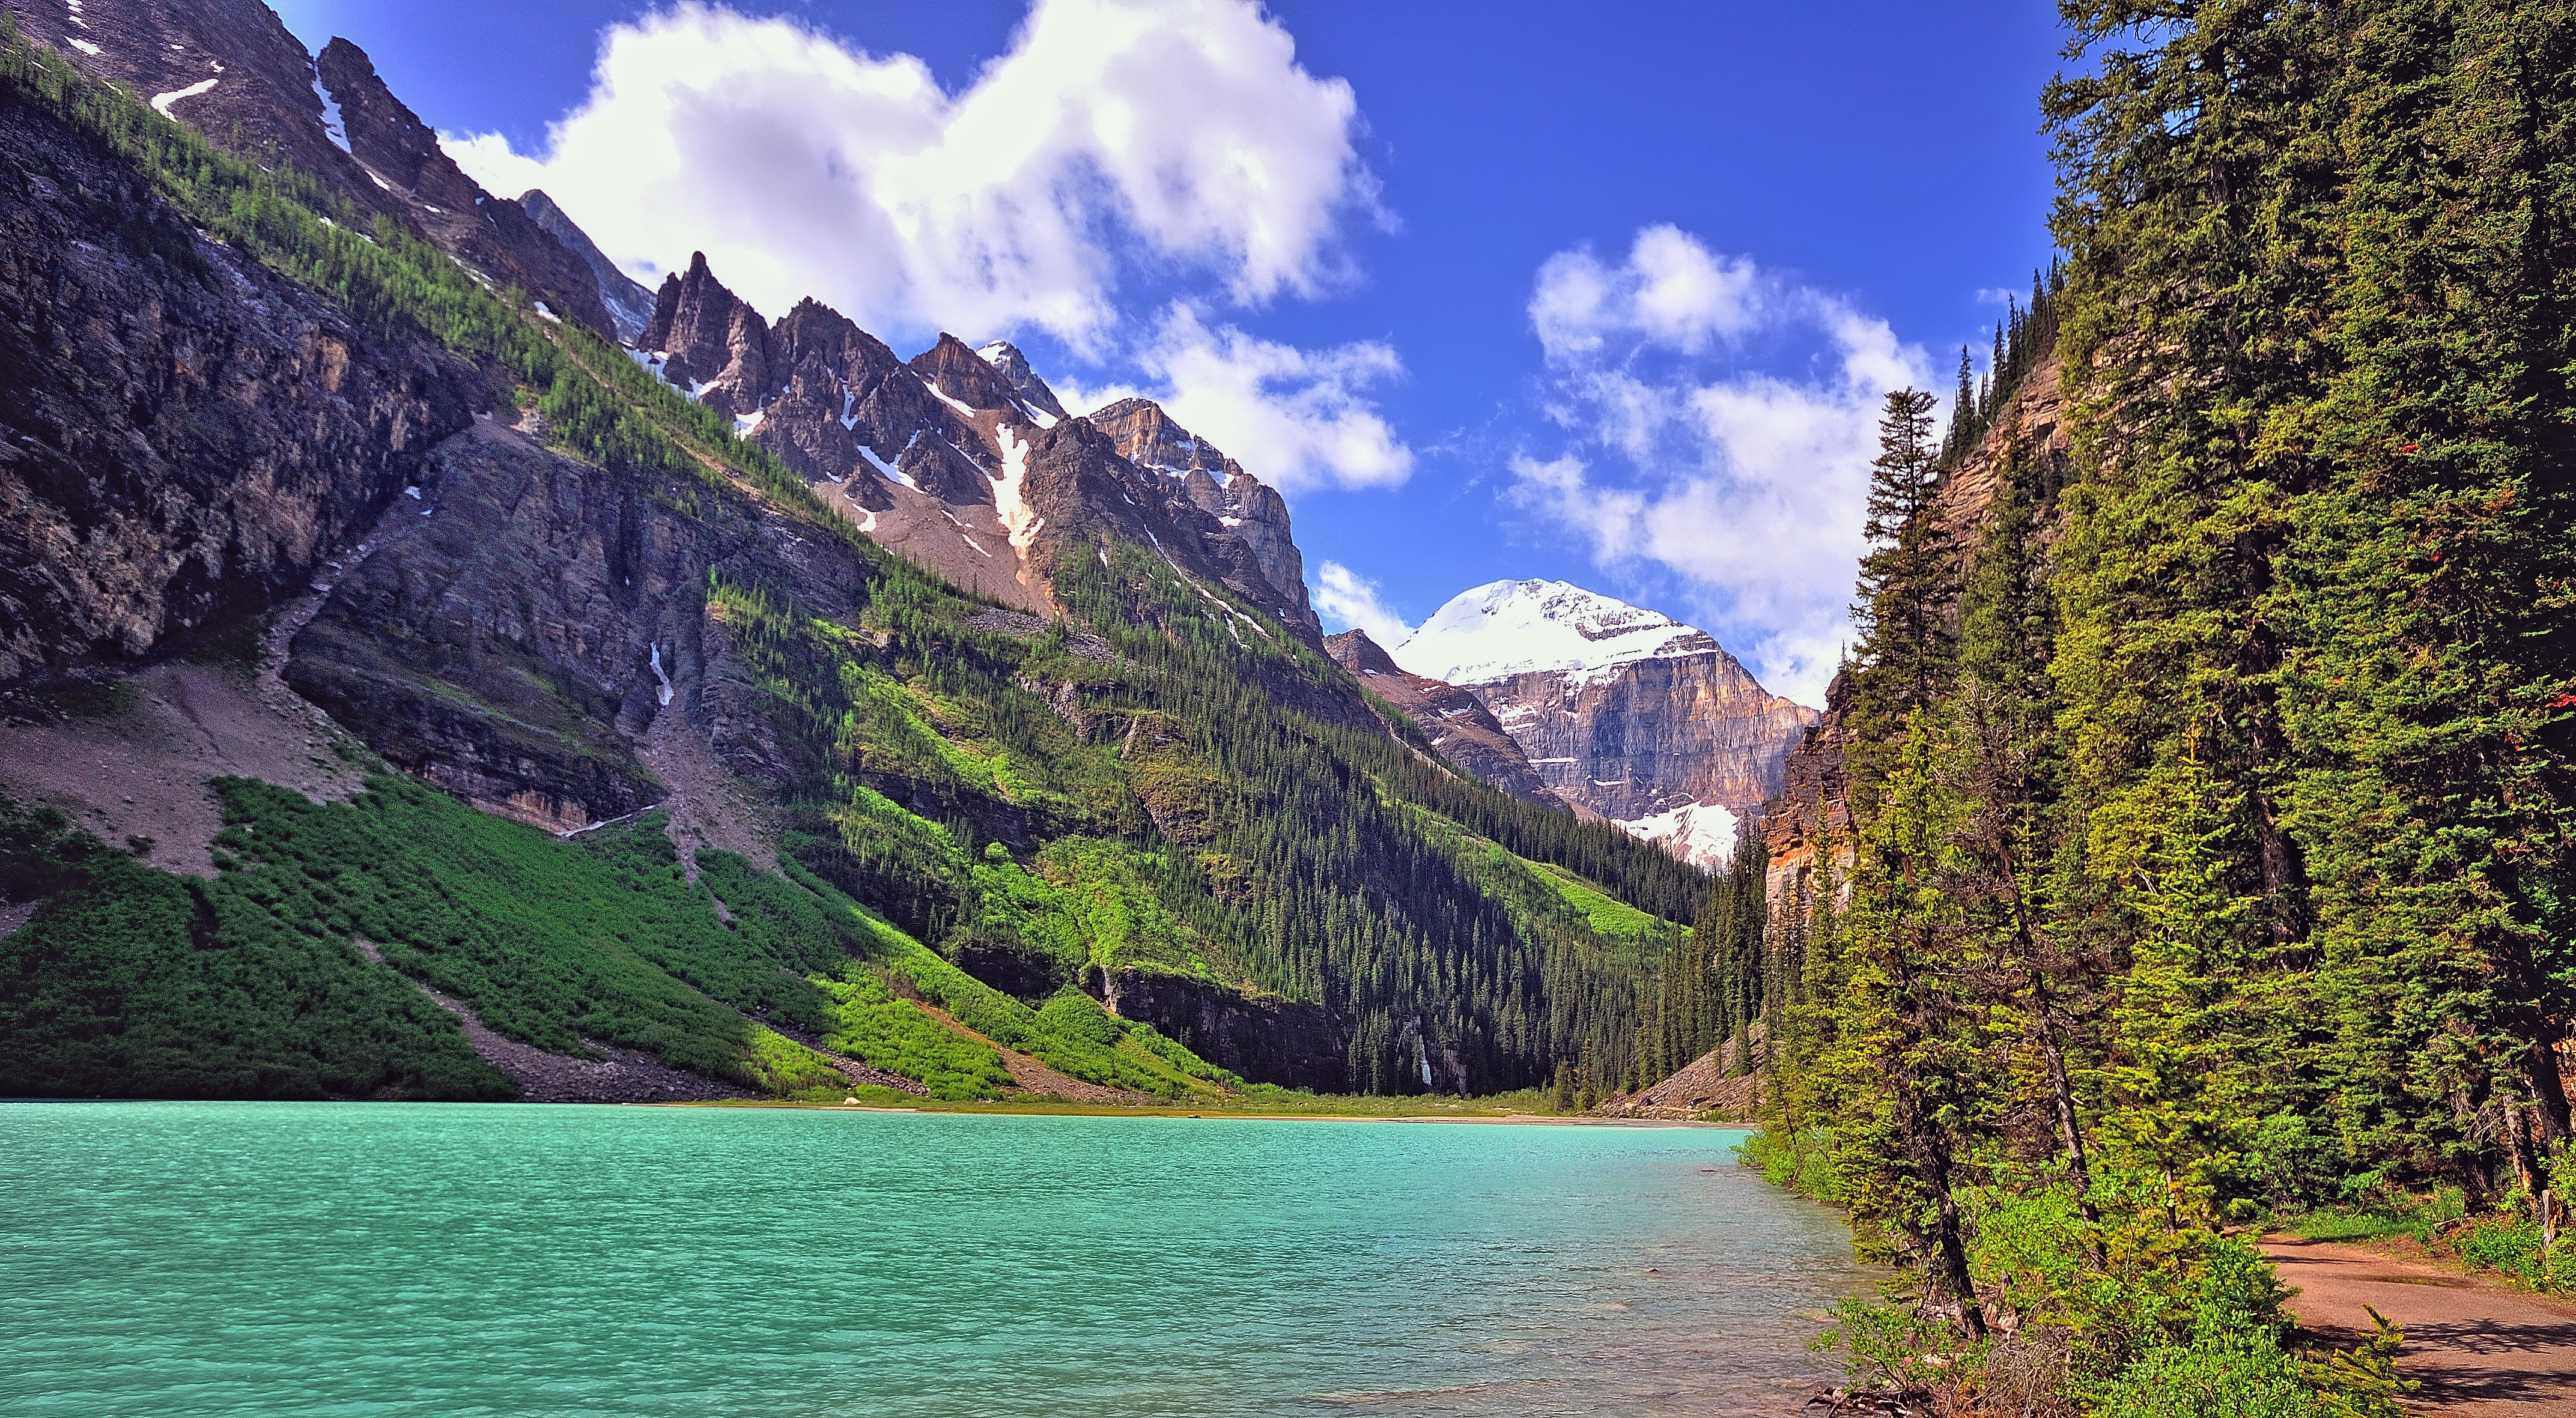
[
  {"xmin": 1740, "ymin": 1127, "xmax": 1841, "ymax": 1202},
  {"xmin": 745, "ymin": 1026, "xmax": 864, "ymax": 1100},
  {"xmin": 0, "ymin": 799, "xmax": 509, "ymax": 1100},
  {"xmin": 814, "ymin": 967, "xmax": 1012, "ymax": 1100},
  {"xmin": 2455, "ymin": 1214, "xmax": 2568, "ymax": 1289},
  {"xmin": 2096, "ymin": 1332, "xmax": 2321, "ymax": 1418}
]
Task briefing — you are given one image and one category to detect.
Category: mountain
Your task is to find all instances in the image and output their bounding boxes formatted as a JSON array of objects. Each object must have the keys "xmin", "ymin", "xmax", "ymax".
[
  {"xmin": 0, "ymin": 12, "xmax": 1707, "ymax": 1106},
  {"xmin": 1087, "ymin": 398, "xmax": 1316, "ymax": 631},
  {"xmin": 1390, "ymin": 580, "xmax": 1818, "ymax": 868},
  {"xmin": 520, "ymin": 189, "xmax": 654, "ymax": 343},
  {"xmin": 1323, "ymin": 630, "xmax": 1560, "ymax": 807},
  {"xmin": 0, "ymin": 0, "xmax": 619, "ymax": 339},
  {"xmin": 626, "ymin": 255, "xmax": 1326, "ymax": 647}
]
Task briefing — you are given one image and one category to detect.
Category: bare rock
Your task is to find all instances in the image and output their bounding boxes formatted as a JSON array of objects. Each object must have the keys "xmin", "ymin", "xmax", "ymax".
[{"xmin": 1325, "ymin": 630, "xmax": 1564, "ymax": 807}]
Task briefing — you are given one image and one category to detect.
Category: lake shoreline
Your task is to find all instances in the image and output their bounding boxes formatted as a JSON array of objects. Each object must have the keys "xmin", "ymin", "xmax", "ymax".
[{"xmin": 698, "ymin": 1097, "xmax": 1755, "ymax": 1127}]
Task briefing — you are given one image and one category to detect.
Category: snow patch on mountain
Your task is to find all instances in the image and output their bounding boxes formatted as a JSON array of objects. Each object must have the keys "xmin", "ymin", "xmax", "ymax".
[
  {"xmin": 311, "ymin": 68, "xmax": 351, "ymax": 154},
  {"xmin": 1612, "ymin": 802, "xmax": 1739, "ymax": 871},
  {"xmin": 151, "ymin": 78, "xmax": 220, "ymax": 117},
  {"xmin": 994, "ymin": 425, "xmax": 1043, "ymax": 554},
  {"xmin": 1390, "ymin": 579, "xmax": 1710, "ymax": 687}
]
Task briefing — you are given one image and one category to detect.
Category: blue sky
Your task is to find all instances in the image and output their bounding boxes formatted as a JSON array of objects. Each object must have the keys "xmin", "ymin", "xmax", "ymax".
[{"xmin": 272, "ymin": 0, "xmax": 2066, "ymax": 704}]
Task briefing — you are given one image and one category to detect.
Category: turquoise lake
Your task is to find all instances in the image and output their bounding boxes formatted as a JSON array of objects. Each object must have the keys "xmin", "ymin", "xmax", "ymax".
[{"xmin": 1, "ymin": 1103, "xmax": 1875, "ymax": 1416}]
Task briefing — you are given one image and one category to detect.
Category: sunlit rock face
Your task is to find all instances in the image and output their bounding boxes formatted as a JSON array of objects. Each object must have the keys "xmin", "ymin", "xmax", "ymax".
[
  {"xmin": 1391, "ymin": 580, "xmax": 1817, "ymax": 868},
  {"xmin": 1324, "ymin": 630, "xmax": 1563, "ymax": 808}
]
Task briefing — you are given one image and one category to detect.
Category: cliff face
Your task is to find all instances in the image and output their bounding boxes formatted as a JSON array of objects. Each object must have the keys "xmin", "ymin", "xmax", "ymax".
[
  {"xmin": 1472, "ymin": 654, "xmax": 1820, "ymax": 821},
  {"xmin": 1392, "ymin": 580, "xmax": 1817, "ymax": 868},
  {"xmin": 1089, "ymin": 397, "xmax": 1314, "ymax": 630},
  {"xmin": 1760, "ymin": 670, "xmax": 1855, "ymax": 911},
  {"xmin": 0, "ymin": 85, "xmax": 478, "ymax": 689},
  {"xmin": 1324, "ymin": 630, "xmax": 1562, "ymax": 807},
  {"xmin": 312, "ymin": 38, "xmax": 614, "ymax": 337},
  {"xmin": 284, "ymin": 417, "xmax": 864, "ymax": 834},
  {"xmin": 1104, "ymin": 968, "xmax": 1344, "ymax": 1092}
]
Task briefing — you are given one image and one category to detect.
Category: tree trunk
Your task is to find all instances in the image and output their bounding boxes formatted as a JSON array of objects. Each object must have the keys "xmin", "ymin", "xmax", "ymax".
[
  {"xmin": 2526, "ymin": 1035, "xmax": 2572, "ymax": 1147},
  {"xmin": 2026, "ymin": 968, "xmax": 2107, "ymax": 1264},
  {"xmin": 2508, "ymin": 1098, "xmax": 2543, "ymax": 1201},
  {"xmin": 1916, "ymin": 1117, "xmax": 1990, "ymax": 1342}
]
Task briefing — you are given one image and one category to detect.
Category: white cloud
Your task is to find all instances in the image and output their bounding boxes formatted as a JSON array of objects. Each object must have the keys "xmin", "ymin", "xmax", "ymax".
[
  {"xmin": 1059, "ymin": 303, "xmax": 1412, "ymax": 494},
  {"xmin": 1510, "ymin": 226, "xmax": 1933, "ymax": 706},
  {"xmin": 443, "ymin": 0, "xmax": 1375, "ymax": 348},
  {"xmin": 1531, "ymin": 224, "xmax": 1763, "ymax": 360},
  {"xmin": 1311, "ymin": 561, "xmax": 1416, "ymax": 645}
]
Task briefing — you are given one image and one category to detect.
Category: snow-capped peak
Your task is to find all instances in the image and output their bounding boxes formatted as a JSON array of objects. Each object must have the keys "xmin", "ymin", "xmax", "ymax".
[
  {"xmin": 1389, "ymin": 579, "xmax": 1713, "ymax": 686},
  {"xmin": 973, "ymin": 339, "xmax": 1067, "ymax": 421}
]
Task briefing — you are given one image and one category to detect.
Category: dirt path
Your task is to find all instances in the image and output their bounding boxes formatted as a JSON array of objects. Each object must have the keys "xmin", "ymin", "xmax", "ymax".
[
  {"xmin": 913, "ymin": 1002, "xmax": 1151, "ymax": 1105},
  {"xmin": 2264, "ymin": 1237, "xmax": 2576, "ymax": 1414}
]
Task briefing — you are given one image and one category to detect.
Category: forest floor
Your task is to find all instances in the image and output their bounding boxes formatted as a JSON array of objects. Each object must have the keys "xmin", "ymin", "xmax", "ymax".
[{"xmin": 2263, "ymin": 1235, "xmax": 2576, "ymax": 1414}]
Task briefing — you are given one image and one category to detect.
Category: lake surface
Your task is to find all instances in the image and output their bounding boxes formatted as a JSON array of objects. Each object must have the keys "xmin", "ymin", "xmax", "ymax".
[{"xmin": 1, "ymin": 1103, "xmax": 1874, "ymax": 1417}]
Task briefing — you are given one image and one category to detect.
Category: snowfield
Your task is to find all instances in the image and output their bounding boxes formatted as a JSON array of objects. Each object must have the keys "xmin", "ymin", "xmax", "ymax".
[{"xmin": 1390, "ymin": 579, "xmax": 1712, "ymax": 686}]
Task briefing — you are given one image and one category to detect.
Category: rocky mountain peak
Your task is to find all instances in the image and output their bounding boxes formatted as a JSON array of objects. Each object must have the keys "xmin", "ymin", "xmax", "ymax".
[
  {"xmin": 1384, "ymin": 579, "xmax": 1816, "ymax": 868},
  {"xmin": 309, "ymin": 36, "xmax": 613, "ymax": 336},
  {"xmin": 5, "ymin": 0, "xmax": 615, "ymax": 338},
  {"xmin": 910, "ymin": 333, "xmax": 1024, "ymax": 414},
  {"xmin": 1325, "ymin": 628, "xmax": 1405, "ymax": 677},
  {"xmin": 1086, "ymin": 398, "xmax": 1312, "ymax": 629},
  {"xmin": 1089, "ymin": 396, "xmax": 1241, "ymax": 483},
  {"xmin": 520, "ymin": 189, "xmax": 654, "ymax": 343},
  {"xmin": 1392, "ymin": 579, "xmax": 1713, "ymax": 688},
  {"xmin": 1325, "ymin": 631, "xmax": 1564, "ymax": 807},
  {"xmin": 642, "ymin": 253, "xmax": 770, "ymax": 415},
  {"xmin": 976, "ymin": 341, "xmax": 1067, "ymax": 420}
]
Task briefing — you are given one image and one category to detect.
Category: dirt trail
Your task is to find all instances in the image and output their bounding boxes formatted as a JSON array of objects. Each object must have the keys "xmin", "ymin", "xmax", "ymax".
[
  {"xmin": 913, "ymin": 1001, "xmax": 1150, "ymax": 1104},
  {"xmin": 2265, "ymin": 1237, "xmax": 2576, "ymax": 1414}
]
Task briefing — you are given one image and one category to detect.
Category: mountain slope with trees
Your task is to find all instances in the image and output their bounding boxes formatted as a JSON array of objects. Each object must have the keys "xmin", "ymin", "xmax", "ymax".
[{"xmin": 0, "ymin": 14, "xmax": 1701, "ymax": 1104}]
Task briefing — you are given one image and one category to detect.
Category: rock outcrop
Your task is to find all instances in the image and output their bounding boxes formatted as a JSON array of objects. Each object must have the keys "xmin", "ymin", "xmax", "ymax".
[
  {"xmin": 1090, "ymin": 397, "xmax": 1316, "ymax": 630},
  {"xmin": 1392, "ymin": 580, "xmax": 1817, "ymax": 868},
  {"xmin": 976, "ymin": 340, "xmax": 1066, "ymax": 420},
  {"xmin": 1325, "ymin": 630, "xmax": 1562, "ymax": 806},
  {"xmin": 285, "ymin": 417, "xmax": 868, "ymax": 832},
  {"xmin": 1104, "ymin": 966, "xmax": 1346, "ymax": 1092},
  {"xmin": 1761, "ymin": 669, "xmax": 1855, "ymax": 912},
  {"xmin": 0, "ymin": 81, "xmax": 478, "ymax": 688},
  {"xmin": 1758, "ymin": 346, "xmax": 2071, "ymax": 918},
  {"xmin": 520, "ymin": 189, "xmax": 654, "ymax": 343},
  {"xmin": 627, "ymin": 254, "xmax": 1330, "ymax": 644},
  {"xmin": 312, "ymin": 38, "xmax": 614, "ymax": 336}
]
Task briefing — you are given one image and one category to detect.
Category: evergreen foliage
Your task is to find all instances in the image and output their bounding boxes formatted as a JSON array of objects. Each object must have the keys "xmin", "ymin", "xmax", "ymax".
[{"xmin": 1750, "ymin": 0, "xmax": 2576, "ymax": 1407}]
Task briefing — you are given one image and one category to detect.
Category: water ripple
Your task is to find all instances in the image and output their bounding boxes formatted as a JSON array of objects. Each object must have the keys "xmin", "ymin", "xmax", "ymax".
[{"xmin": 0, "ymin": 1103, "xmax": 1876, "ymax": 1417}]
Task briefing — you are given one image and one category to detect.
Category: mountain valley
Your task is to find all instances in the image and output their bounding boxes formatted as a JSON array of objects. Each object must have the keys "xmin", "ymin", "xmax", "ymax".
[{"xmin": 0, "ymin": 0, "xmax": 1716, "ymax": 1108}]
